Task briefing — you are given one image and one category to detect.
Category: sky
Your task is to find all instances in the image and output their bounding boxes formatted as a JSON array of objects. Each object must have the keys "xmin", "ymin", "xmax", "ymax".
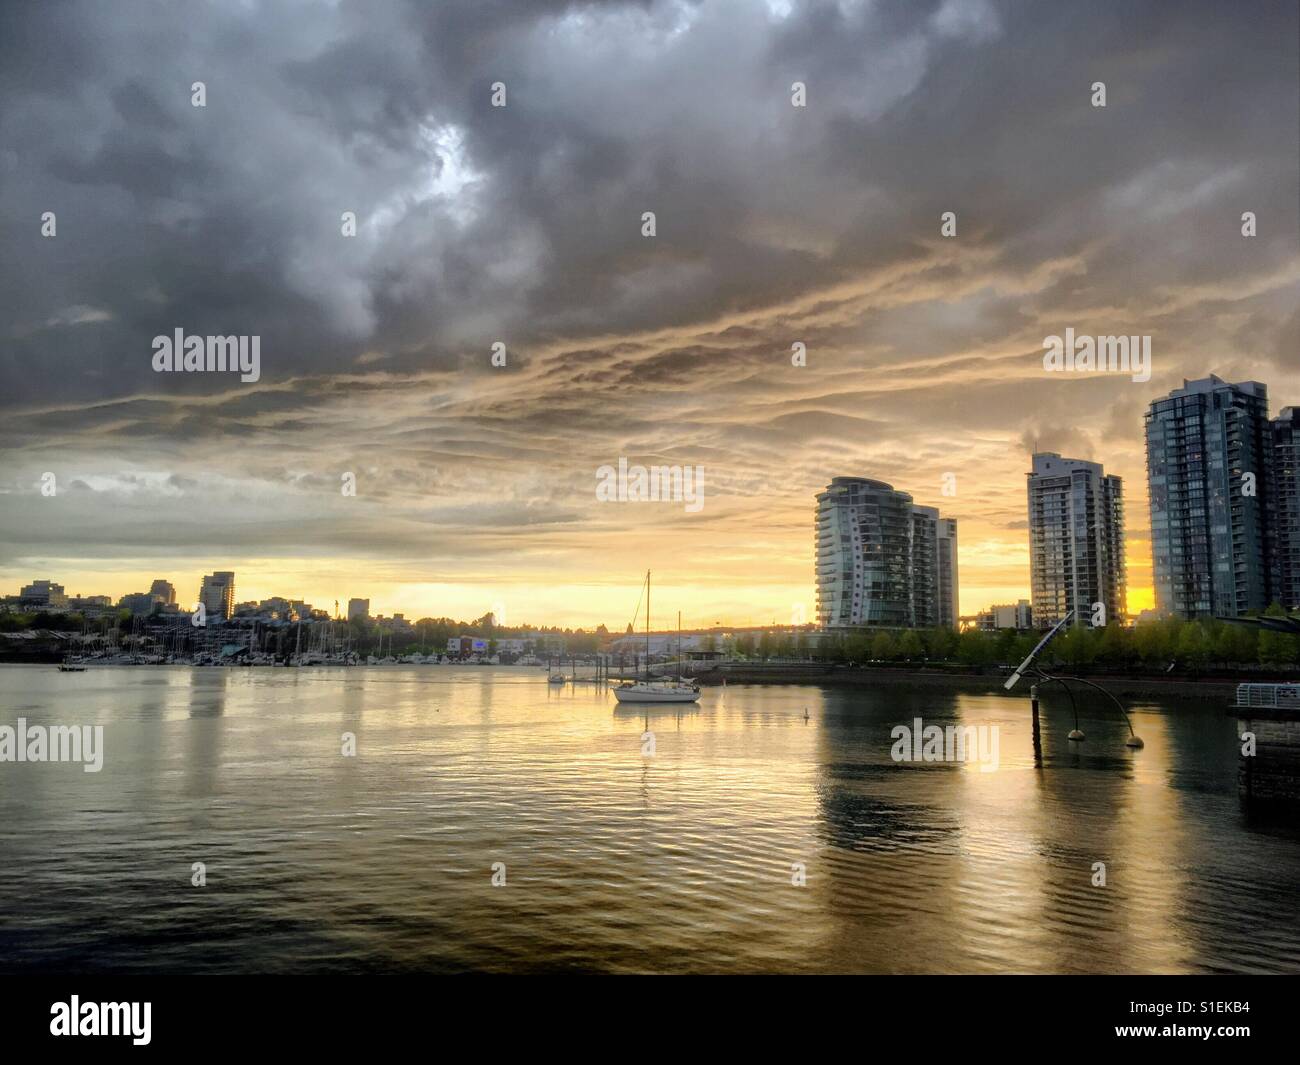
[{"xmin": 1, "ymin": 0, "xmax": 1298, "ymax": 629}]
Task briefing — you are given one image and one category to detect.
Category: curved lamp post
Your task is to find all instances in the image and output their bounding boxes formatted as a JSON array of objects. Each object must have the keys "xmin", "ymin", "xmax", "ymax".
[
  {"xmin": 1003, "ymin": 610, "xmax": 1144, "ymax": 748},
  {"xmin": 1032, "ymin": 672, "xmax": 1144, "ymax": 747}
]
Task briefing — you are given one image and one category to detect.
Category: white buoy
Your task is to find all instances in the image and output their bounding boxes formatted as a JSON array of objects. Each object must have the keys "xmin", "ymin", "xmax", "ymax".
[
  {"xmin": 1068, "ymin": 729, "xmax": 1086, "ymax": 741},
  {"xmin": 1125, "ymin": 735, "xmax": 1144, "ymax": 749}
]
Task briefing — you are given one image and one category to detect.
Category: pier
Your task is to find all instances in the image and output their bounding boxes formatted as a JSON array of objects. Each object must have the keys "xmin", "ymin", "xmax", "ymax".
[{"xmin": 1233, "ymin": 683, "xmax": 1300, "ymax": 802}]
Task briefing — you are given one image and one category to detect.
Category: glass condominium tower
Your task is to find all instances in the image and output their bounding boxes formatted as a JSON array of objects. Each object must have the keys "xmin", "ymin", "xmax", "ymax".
[
  {"xmin": 936, "ymin": 516, "xmax": 959, "ymax": 629},
  {"xmin": 1027, "ymin": 453, "xmax": 1125, "ymax": 628},
  {"xmin": 1272, "ymin": 407, "xmax": 1300, "ymax": 611},
  {"xmin": 815, "ymin": 477, "xmax": 958, "ymax": 629},
  {"xmin": 911, "ymin": 506, "xmax": 960, "ymax": 629},
  {"xmin": 1145, "ymin": 376, "xmax": 1272, "ymax": 619}
]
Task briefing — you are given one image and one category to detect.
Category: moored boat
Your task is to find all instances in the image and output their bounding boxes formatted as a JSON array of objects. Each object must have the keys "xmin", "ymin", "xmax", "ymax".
[
  {"xmin": 612, "ymin": 680, "xmax": 699, "ymax": 703},
  {"xmin": 612, "ymin": 571, "xmax": 700, "ymax": 705}
]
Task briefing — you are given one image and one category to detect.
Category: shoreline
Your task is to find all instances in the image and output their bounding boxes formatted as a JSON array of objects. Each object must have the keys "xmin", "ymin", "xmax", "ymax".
[
  {"xmin": 0, "ymin": 657, "xmax": 1281, "ymax": 702},
  {"xmin": 693, "ymin": 665, "xmax": 1256, "ymax": 701}
]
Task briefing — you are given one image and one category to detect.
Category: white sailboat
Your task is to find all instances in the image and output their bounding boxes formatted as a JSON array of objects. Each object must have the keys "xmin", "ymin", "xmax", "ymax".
[{"xmin": 612, "ymin": 571, "xmax": 701, "ymax": 704}]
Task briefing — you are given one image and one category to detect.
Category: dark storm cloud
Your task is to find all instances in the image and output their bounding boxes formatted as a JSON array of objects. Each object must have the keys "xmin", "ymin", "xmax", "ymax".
[{"xmin": 4, "ymin": 0, "xmax": 1295, "ymax": 402}]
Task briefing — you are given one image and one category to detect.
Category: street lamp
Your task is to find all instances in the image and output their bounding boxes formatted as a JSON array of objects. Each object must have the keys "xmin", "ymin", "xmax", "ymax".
[{"xmin": 1004, "ymin": 609, "xmax": 1143, "ymax": 748}]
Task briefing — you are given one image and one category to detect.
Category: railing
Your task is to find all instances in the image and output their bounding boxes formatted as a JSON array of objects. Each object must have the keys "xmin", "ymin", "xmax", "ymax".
[{"xmin": 1236, "ymin": 683, "xmax": 1300, "ymax": 710}]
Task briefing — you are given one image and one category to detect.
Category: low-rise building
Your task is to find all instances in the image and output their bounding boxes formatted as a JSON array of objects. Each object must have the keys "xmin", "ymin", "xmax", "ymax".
[
  {"xmin": 19, "ymin": 579, "xmax": 68, "ymax": 609},
  {"xmin": 118, "ymin": 592, "xmax": 164, "ymax": 615},
  {"xmin": 975, "ymin": 600, "xmax": 1033, "ymax": 631}
]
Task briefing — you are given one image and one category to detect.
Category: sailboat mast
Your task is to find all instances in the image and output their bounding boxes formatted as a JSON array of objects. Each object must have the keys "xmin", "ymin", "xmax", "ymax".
[{"xmin": 645, "ymin": 570, "xmax": 651, "ymax": 680}]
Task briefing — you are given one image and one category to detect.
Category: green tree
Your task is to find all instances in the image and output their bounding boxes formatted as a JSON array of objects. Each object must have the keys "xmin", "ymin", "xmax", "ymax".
[
  {"xmin": 869, "ymin": 630, "xmax": 896, "ymax": 661},
  {"xmin": 1011, "ymin": 632, "xmax": 1037, "ymax": 664},
  {"xmin": 924, "ymin": 626, "xmax": 955, "ymax": 661},
  {"xmin": 1176, "ymin": 622, "xmax": 1211, "ymax": 669},
  {"xmin": 1258, "ymin": 602, "xmax": 1300, "ymax": 667},
  {"xmin": 1212, "ymin": 621, "xmax": 1252, "ymax": 666},
  {"xmin": 1134, "ymin": 619, "xmax": 1173, "ymax": 666},
  {"xmin": 957, "ymin": 630, "xmax": 994, "ymax": 666},
  {"xmin": 897, "ymin": 629, "xmax": 924, "ymax": 660},
  {"xmin": 824, "ymin": 631, "xmax": 848, "ymax": 662},
  {"xmin": 1054, "ymin": 626, "xmax": 1098, "ymax": 668},
  {"xmin": 993, "ymin": 628, "xmax": 1018, "ymax": 663},
  {"xmin": 843, "ymin": 630, "xmax": 870, "ymax": 663},
  {"xmin": 1097, "ymin": 624, "xmax": 1131, "ymax": 667}
]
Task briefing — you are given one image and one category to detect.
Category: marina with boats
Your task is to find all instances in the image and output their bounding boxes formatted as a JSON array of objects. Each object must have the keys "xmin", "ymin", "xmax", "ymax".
[{"xmin": 29, "ymin": 570, "xmax": 716, "ymax": 707}]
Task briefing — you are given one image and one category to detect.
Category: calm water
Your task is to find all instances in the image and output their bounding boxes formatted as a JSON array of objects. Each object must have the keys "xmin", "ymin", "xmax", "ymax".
[{"xmin": 1, "ymin": 664, "xmax": 1298, "ymax": 974}]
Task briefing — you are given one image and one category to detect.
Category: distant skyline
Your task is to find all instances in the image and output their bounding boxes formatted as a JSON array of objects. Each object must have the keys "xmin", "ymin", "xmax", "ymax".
[{"xmin": 2, "ymin": 0, "xmax": 1298, "ymax": 628}]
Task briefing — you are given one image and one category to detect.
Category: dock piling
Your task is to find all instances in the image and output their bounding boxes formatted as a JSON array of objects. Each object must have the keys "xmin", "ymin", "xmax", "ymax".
[{"xmin": 1030, "ymin": 683, "xmax": 1042, "ymax": 763}]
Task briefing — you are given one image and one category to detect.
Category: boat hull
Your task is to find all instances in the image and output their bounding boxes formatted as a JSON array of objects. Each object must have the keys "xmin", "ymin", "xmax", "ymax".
[{"xmin": 612, "ymin": 685, "xmax": 700, "ymax": 704}]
